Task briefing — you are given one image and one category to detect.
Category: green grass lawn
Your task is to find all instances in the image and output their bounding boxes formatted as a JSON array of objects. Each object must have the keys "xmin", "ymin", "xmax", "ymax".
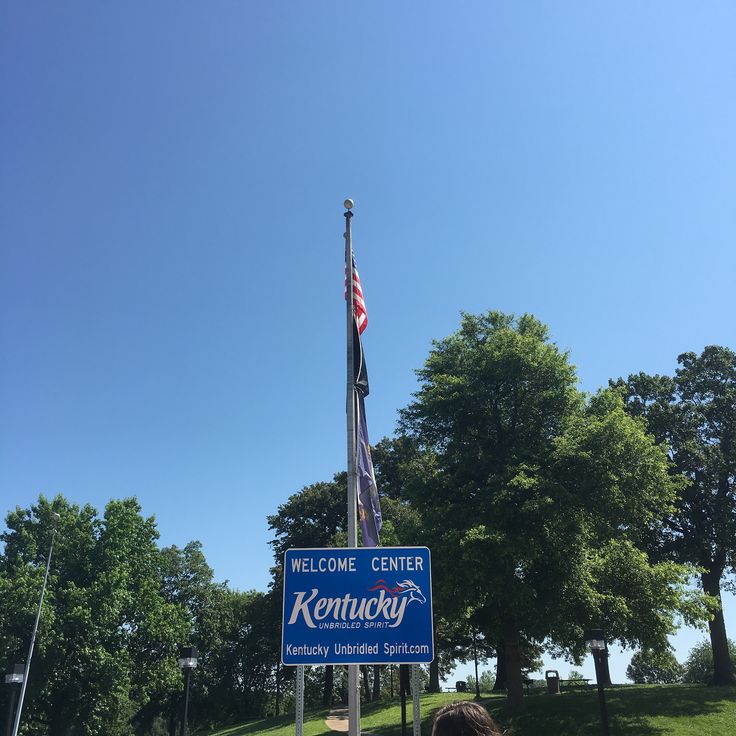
[
  {"xmin": 492, "ymin": 685, "xmax": 736, "ymax": 735},
  {"xmin": 203, "ymin": 685, "xmax": 736, "ymax": 736}
]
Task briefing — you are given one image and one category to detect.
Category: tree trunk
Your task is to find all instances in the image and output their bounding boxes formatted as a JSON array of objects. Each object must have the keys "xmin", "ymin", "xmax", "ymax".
[
  {"xmin": 593, "ymin": 649, "xmax": 608, "ymax": 691},
  {"xmin": 340, "ymin": 667, "xmax": 348, "ymax": 703},
  {"xmin": 361, "ymin": 665, "xmax": 371, "ymax": 701},
  {"xmin": 702, "ymin": 569, "xmax": 736, "ymax": 685},
  {"xmin": 493, "ymin": 639, "xmax": 507, "ymax": 691},
  {"xmin": 428, "ymin": 658, "xmax": 441, "ymax": 692},
  {"xmin": 600, "ymin": 642, "xmax": 612, "ymax": 686},
  {"xmin": 323, "ymin": 665, "xmax": 334, "ymax": 707},
  {"xmin": 373, "ymin": 665, "xmax": 382, "ymax": 700},
  {"xmin": 503, "ymin": 623, "xmax": 525, "ymax": 714}
]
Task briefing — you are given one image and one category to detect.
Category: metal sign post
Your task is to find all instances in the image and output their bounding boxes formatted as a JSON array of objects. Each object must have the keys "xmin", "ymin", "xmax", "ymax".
[
  {"xmin": 295, "ymin": 665, "xmax": 305, "ymax": 736},
  {"xmin": 411, "ymin": 665, "xmax": 421, "ymax": 736}
]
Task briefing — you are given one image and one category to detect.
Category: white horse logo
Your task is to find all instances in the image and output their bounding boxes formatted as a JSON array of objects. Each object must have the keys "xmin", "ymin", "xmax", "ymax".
[{"xmin": 368, "ymin": 579, "xmax": 426, "ymax": 605}]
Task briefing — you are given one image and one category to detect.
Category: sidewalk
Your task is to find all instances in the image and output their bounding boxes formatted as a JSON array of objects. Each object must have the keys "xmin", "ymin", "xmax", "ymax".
[
  {"xmin": 324, "ymin": 707, "xmax": 380, "ymax": 736},
  {"xmin": 324, "ymin": 706, "xmax": 349, "ymax": 732}
]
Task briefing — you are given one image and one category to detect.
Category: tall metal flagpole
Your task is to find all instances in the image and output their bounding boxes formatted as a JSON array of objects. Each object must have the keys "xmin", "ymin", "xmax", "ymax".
[
  {"xmin": 344, "ymin": 198, "xmax": 361, "ymax": 736},
  {"xmin": 12, "ymin": 513, "xmax": 60, "ymax": 736}
]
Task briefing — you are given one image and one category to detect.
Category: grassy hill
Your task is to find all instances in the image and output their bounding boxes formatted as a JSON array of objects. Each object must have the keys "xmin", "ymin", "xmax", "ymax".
[{"xmin": 203, "ymin": 686, "xmax": 736, "ymax": 736}]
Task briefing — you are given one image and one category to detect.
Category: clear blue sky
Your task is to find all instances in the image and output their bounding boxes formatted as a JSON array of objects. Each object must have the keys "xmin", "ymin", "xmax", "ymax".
[{"xmin": 2, "ymin": 1, "xmax": 734, "ymax": 685}]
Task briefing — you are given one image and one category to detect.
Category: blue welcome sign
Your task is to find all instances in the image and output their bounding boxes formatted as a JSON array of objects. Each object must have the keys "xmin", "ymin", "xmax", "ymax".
[{"xmin": 281, "ymin": 547, "xmax": 433, "ymax": 665}]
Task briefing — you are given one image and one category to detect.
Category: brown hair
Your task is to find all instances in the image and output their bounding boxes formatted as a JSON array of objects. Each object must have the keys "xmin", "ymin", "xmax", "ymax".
[{"xmin": 431, "ymin": 701, "xmax": 503, "ymax": 736}]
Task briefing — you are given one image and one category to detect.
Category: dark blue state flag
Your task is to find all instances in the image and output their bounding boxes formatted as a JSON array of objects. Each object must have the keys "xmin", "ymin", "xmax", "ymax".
[{"xmin": 357, "ymin": 393, "xmax": 382, "ymax": 547}]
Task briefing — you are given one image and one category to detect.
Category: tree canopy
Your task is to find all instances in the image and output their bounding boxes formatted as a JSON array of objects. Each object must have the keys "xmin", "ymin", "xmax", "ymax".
[
  {"xmin": 0, "ymin": 497, "xmax": 279, "ymax": 735},
  {"xmin": 0, "ymin": 496, "xmax": 189, "ymax": 735},
  {"xmin": 614, "ymin": 346, "xmax": 736, "ymax": 684},
  {"xmin": 398, "ymin": 311, "xmax": 704, "ymax": 711}
]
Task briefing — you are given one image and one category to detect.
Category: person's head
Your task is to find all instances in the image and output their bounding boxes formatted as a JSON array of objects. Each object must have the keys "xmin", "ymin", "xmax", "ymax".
[{"xmin": 431, "ymin": 701, "xmax": 503, "ymax": 736}]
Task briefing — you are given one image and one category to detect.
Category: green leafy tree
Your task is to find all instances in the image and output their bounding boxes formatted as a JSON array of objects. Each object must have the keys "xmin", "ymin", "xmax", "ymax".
[
  {"xmin": 204, "ymin": 588, "xmax": 279, "ymax": 720},
  {"xmin": 548, "ymin": 391, "xmax": 707, "ymax": 651},
  {"xmin": 267, "ymin": 476, "xmax": 347, "ymax": 707},
  {"xmin": 156, "ymin": 541, "xmax": 278, "ymax": 732},
  {"xmin": 683, "ymin": 639, "xmax": 736, "ymax": 684},
  {"xmin": 614, "ymin": 346, "xmax": 736, "ymax": 684},
  {"xmin": 626, "ymin": 648, "xmax": 683, "ymax": 684},
  {"xmin": 0, "ymin": 495, "xmax": 189, "ymax": 736},
  {"xmin": 372, "ymin": 437, "xmax": 479, "ymax": 693},
  {"xmin": 399, "ymin": 311, "xmax": 704, "ymax": 712},
  {"xmin": 268, "ymin": 476, "xmax": 348, "ymax": 562},
  {"xmin": 467, "ymin": 669, "xmax": 496, "ymax": 694}
]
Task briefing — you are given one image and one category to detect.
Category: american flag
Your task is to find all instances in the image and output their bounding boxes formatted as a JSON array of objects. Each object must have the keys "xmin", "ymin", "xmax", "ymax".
[{"xmin": 346, "ymin": 256, "xmax": 368, "ymax": 334}]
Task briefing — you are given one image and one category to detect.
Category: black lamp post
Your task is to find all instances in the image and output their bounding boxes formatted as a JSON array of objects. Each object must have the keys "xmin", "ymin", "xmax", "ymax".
[
  {"xmin": 177, "ymin": 646, "xmax": 199, "ymax": 736},
  {"xmin": 4, "ymin": 665, "xmax": 24, "ymax": 736},
  {"xmin": 584, "ymin": 629, "xmax": 610, "ymax": 736},
  {"xmin": 399, "ymin": 664, "xmax": 410, "ymax": 736}
]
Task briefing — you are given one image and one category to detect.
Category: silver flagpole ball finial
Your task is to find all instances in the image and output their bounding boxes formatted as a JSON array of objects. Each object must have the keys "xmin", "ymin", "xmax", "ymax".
[{"xmin": 344, "ymin": 198, "xmax": 354, "ymax": 210}]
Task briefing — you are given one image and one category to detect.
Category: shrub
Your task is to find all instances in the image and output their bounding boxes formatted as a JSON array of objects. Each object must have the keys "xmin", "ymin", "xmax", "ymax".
[
  {"xmin": 682, "ymin": 639, "xmax": 736, "ymax": 684},
  {"xmin": 467, "ymin": 670, "xmax": 496, "ymax": 693},
  {"xmin": 626, "ymin": 649, "xmax": 683, "ymax": 684}
]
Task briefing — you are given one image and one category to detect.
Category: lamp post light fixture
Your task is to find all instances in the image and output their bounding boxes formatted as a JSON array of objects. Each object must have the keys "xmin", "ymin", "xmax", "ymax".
[
  {"xmin": 584, "ymin": 629, "xmax": 610, "ymax": 736},
  {"xmin": 5, "ymin": 665, "xmax": 24, "ymax": 736},
  {"xmin": 178, "ymin": 646, "xmax": 199, "ymax": 736},
  {"xmin": 4, "ymin": 664, "xmax": 24, "ymax": 685}
]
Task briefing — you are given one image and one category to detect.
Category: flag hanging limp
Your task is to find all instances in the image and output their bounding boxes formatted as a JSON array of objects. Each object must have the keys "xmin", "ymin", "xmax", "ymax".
[
  {"xmin": 356, "ymin": 390, "xmax": 382, "ymax": 547},
  {"xmin": 351, "ymin": 257, "xmax": 368, "ymax": 335},
  {"xmin": 347, "ymin": 255, "xmax": 382, "ymax": 547}
]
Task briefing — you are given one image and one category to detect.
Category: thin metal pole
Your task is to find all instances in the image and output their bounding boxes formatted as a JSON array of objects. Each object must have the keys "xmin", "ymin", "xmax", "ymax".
[
  {"xmin": 295, "ymin": 665, "xmax": 305, "ymax": 736},
  {"xmin": 180, "ymin": 668, "xmax": 191, "ymax": 736},
  {"xmin": 596, "ymin": 682, "xmax": 610, "ymax": 736},
  {"xmin": 400, "ymin": 667, "xmax": 407, "ymax": 736},
  {"xmin": 593, "ymin": 651, "xmax": 611, "ymax": 736},
  {"xmin": 11, "ymin": 525, "xmax": 57, "ymax": 736},
  {"xmin": 411, "ymin": 665, "xmax": 421, "ymax": 736},
  {"xmin": 344, "ymin": 204, "xmax": 361, "ymax": 736},
  {"xmin": 345, "ymin": 206, "xmax": 357, "ymax": 549}
]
